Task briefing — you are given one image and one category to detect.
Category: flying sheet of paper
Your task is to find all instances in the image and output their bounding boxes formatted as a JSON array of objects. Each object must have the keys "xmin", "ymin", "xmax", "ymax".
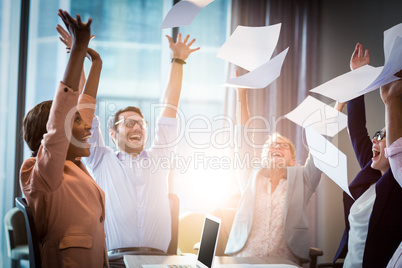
[
  {"xmin": 358, "ymin": 35, "xmax": 402, "ymax": 95},
  {"xmin": 223, "ymin": 48, "xmax": 288, "ymax": 89},
  {"xmin": 309, "ymin": 65, "xmax": 383, "ymax": 102},
  {"xmin": 160, "ymin": 0, "xmax": 214, "ymax": 29},
  {"xmin": 384, "ymin": 22, "xmax": 402, "ymax": 63},
  {"xmin": 216, "ymin": 24, "xmax": 282, "ymax": 71},
  {"xmin": 305, "ymin": 126, "xmax": 353, "ymax": 199},
  {"xmin": 311, "ymin": 23, "xmax": 402, "ymax": 102},
  {"xmin": 284, "ymin": 96, "xmax": 347, "ymax": 137}
]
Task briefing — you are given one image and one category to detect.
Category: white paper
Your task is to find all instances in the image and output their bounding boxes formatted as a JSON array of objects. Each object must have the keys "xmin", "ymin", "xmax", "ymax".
[
  {"xmin": 216, "ymin": 24, "xmax": 282, "ymax": 71},
  {"xmin": 384, "ymin": 22, "xmax": 402, "ymax": 63},
  {"xmin": 160, "ymin": 0, "xmax": 214, "ymax": 29},
  {"xmin": 223, "ymin": 48, "xmax": 289, "ymax": 89},
  {"xmin": 305, "ymin": 126, "xmax": 353, "ymax": 199},
  {"xmin": 358, "ymin": 35, "xmax": 402, "ymax": 95},
  {"xmin": 285, "ymin": 96, "xmax": 347, "ymax": 137},
  {"xmin": 311, "ymin": 23, "xmax": 402, "ymax": 103},
  {"xmin": 309, "ymin": 65, "xmax": 383, "ymax": 103}
]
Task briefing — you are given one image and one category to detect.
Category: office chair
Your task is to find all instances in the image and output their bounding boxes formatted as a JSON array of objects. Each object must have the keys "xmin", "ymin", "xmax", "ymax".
[
  {"xmin": 15, "ymin": 197, "xmax": 42, "ymax": 268},
  {"xmin": 167, "ymin": 193, "xmax": 180, "ymax": 255},
  {"xmin": 4, "ymin": 207, "xmax": 29, "ymax": 267}
]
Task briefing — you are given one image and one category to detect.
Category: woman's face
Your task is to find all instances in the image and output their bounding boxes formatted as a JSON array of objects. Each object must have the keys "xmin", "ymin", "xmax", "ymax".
[
  {"xmin": 66, "ymin": 112, "xmax": 92, "ymax": 161},
  {"xmin": 262, "ymin": 137, "xmax": 296, "ymax": 168},
  {"xmin": 371, "ymin": 128, "xmax": 390, "ymax": 175}
]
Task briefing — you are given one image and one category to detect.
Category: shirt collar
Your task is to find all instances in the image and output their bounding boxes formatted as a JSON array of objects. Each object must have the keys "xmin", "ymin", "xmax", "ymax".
[{"xmin": 116, "ymin": 150, "xmax": 148, "ymax": 161}]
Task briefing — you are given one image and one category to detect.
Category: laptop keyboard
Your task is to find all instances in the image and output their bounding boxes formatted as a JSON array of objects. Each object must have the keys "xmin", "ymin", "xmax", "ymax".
[{"xmin": 167, "ymin": 265, "xmax": 195, "ymax": 268}]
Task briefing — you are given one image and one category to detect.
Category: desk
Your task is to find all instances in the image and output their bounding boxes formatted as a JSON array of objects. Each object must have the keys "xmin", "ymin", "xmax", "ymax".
[{"xmin": 124, "ymin": 255, "xmax": 301, "ymax": 268}]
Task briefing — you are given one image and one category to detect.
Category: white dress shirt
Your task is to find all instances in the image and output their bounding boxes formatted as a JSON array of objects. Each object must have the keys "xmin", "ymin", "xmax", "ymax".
[{"xmin": 82, "ymin": 116, "xmax": 178, "ymax": 252}]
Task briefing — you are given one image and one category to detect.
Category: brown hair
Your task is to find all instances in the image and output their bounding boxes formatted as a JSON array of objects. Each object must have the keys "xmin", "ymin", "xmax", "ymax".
[
  {"xmin": 108, "ymin": 106, "xmax": 144, "ymax": 131},
  {"xmin": 23, "ymin": 100, "xmax": 53, "ymax": 157}
]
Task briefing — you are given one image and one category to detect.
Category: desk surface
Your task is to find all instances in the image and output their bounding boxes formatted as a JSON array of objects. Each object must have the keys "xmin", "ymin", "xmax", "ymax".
[{"xmin": 124, "ymin": 255, "xmax": 301, "ymax": 268}]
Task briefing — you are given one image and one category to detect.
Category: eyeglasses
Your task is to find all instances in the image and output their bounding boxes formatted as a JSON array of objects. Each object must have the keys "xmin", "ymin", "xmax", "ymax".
[
  {"xmin": 115, "ymin": 118, "xmax": 148, "ymax": 129},
  {"xmin": 266, "ymin": 142, "xmax": 291, "ymax": 149},
  {"xmin": 372, "ymin": 130, "xmax": 386, "ymax": 141}
]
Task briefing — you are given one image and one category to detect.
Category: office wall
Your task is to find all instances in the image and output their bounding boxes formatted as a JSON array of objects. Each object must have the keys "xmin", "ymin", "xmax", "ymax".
[{"xmin": 316, "ymin": 0, "xmax": 402, "ymax": 263}]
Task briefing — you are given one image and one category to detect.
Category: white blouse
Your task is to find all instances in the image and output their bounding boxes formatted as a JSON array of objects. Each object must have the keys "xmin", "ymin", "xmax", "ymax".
[{"xmin": 344, "ymin": 183, "xmax": 376, "ymax": 268}]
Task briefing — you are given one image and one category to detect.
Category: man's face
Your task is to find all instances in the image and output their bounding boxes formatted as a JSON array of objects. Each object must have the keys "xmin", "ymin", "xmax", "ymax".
[
  {"xmin": 371, "ymin": 128, "xmax": 390, "ymax": 174},
  {"xmin": 263, "ymin": 137, "xmax": 296, "ymax": 169},
  {"xmin": 110, "ymin": 111, "xmax": 147, "ymax": 155}
]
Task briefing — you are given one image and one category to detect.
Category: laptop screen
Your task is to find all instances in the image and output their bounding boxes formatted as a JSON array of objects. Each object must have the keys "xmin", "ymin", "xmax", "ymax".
[{"xmin": 197, "ymin": 216, "xmax": 221, "ymax": 268}]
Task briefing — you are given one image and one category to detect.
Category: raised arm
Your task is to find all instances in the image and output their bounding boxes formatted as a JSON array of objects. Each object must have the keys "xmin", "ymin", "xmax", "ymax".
[
  {"xmin": 381, "ymin": 70, "xmax": 402, "ymax": 186},
  {"xmin": 26, "ymin": 11, "xmax": 92, "ymax": 191},
  {"xmin": 57, "ymin": 24, "xmax": 94, "ymax": 93},
  {"xmin": 233, "ymin": 70, "xmax": 255, "ymax": 190},
  {"xmin": 58, "ymin": 10, "xmax": 91, "ymax": 91},
  {"xmin": 347, "ymin": 43, "xmax": 373, "ymax": 168},
  {"xmin": 381, "ymin": 70, "xmax": 402, "ymax": 146},
  {"xmin": 161, "ymin": 33, "xmax": 200, "ymax": 118},
  {"xmin": 82, "ymin": 48, "xmax": 102, "ymax": 99},
  {"xmin": 236, "ymin": 70, "xmax": 251, "ymax": 126}
]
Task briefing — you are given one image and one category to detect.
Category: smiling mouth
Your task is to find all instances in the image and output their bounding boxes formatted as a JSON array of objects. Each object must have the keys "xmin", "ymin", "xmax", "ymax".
[
  {"xmin": 272, "ymin": 152, "xmax": 284, "ymax": 157},
  {"xmin": 82, "ymin": 135, "xmax": 91, "ymax": 142},
  {"xmin": 372, "ymin": 148, "xmax": 380, "ymax": 159},
  {"xmin": 129, "ymin": 134, "xmax": 141, "ymax": 142}
]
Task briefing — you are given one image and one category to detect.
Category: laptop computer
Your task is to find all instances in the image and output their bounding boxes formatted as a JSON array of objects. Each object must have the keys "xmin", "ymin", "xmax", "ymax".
[{"xmin": 142, "ymin": 214, "xmax": 221, "ymax": 268}]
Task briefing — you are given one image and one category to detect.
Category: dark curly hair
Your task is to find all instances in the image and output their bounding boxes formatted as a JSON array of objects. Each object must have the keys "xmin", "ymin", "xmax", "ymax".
[{"xmin": 23, "ymin": 100, "xmax": 53, "ymax": 157}]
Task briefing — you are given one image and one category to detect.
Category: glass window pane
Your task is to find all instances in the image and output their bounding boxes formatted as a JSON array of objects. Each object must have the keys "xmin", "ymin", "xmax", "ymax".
[
  {"xmin": 0, "ymin": 0, "xmax": 22, "ymax": 266},
  {"xmin": 24, "ymin": 0, "xmax": 233, "ymax": 214}
]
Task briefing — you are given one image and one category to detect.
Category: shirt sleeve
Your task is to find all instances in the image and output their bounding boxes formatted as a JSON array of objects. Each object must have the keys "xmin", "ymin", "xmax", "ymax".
[
  {"xmin": 347, "ymin": 96, "xmax": 373, "ymax": 168},
  {"xmin": 385, "ymin": 137, "xmax": 402, "ymax": 187},
  {"xmin": 21, "ymin": 82, "xmax": 80, "ymax": 192},
  {"xmin": 146, "ymin": 117, "xmax": 178, "ymax": 158},
  {"xmin": 82, "ymin": 116, "xmax": 110, "ymax": 170},
  {"xmin": 234, "ymin": 125, "xmax": 256, "ymax": 191}
]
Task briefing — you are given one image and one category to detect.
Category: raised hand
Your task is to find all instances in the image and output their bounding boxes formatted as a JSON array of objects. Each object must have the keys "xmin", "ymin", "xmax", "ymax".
[
  {"xmin": 58, "ymin": 9, "xmax": 92, "ymax": 50},
  {"xmin": 350, "ymin": 43, "xmax": 370, "ymax": 71},
  {"xmin": 57, "ymin": 24, "xmax": 94, "ymax": 53},
  {"xmin": 58, "ymin": 9, "xmax": 92, "ymax": 91},
  {"xmin": 380, "ymin": 70, "xmax": 402, "ymax": 104},
  {"xmin": 56, "ymin": 24, "xmax": 72, "ymax": 50},
  {"xmin": 166, "ymin": 33, "xmax": 200, "ymax": 61}
]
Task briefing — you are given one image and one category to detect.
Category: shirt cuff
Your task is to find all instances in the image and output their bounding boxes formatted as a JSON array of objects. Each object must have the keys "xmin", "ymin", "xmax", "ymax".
[
  {"xmin": 77, "ymin": 94, "xmax": 97, "ymax": 125},
  {"xmin": 385, "ymin": 137, "xmax": 402, "ymax": 158},
  {"xmin": 91, "ymin": 116, "xmax": 100, "ymax": 129}
]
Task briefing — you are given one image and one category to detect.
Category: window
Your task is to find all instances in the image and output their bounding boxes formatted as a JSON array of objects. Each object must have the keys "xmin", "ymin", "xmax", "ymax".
[
  {"xmin": 0, "ymin": 0, "xmax": 22, "ymax": 266},
  {"xmin": 23, "ymin": 0, "xmax": 233, "ymax": 213}
]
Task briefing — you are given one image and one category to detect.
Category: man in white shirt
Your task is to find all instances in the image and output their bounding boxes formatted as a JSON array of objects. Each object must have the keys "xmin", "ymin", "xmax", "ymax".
[{"xmin": 83, "ymin": 33, "xmax": 199, "ymax": 267}]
